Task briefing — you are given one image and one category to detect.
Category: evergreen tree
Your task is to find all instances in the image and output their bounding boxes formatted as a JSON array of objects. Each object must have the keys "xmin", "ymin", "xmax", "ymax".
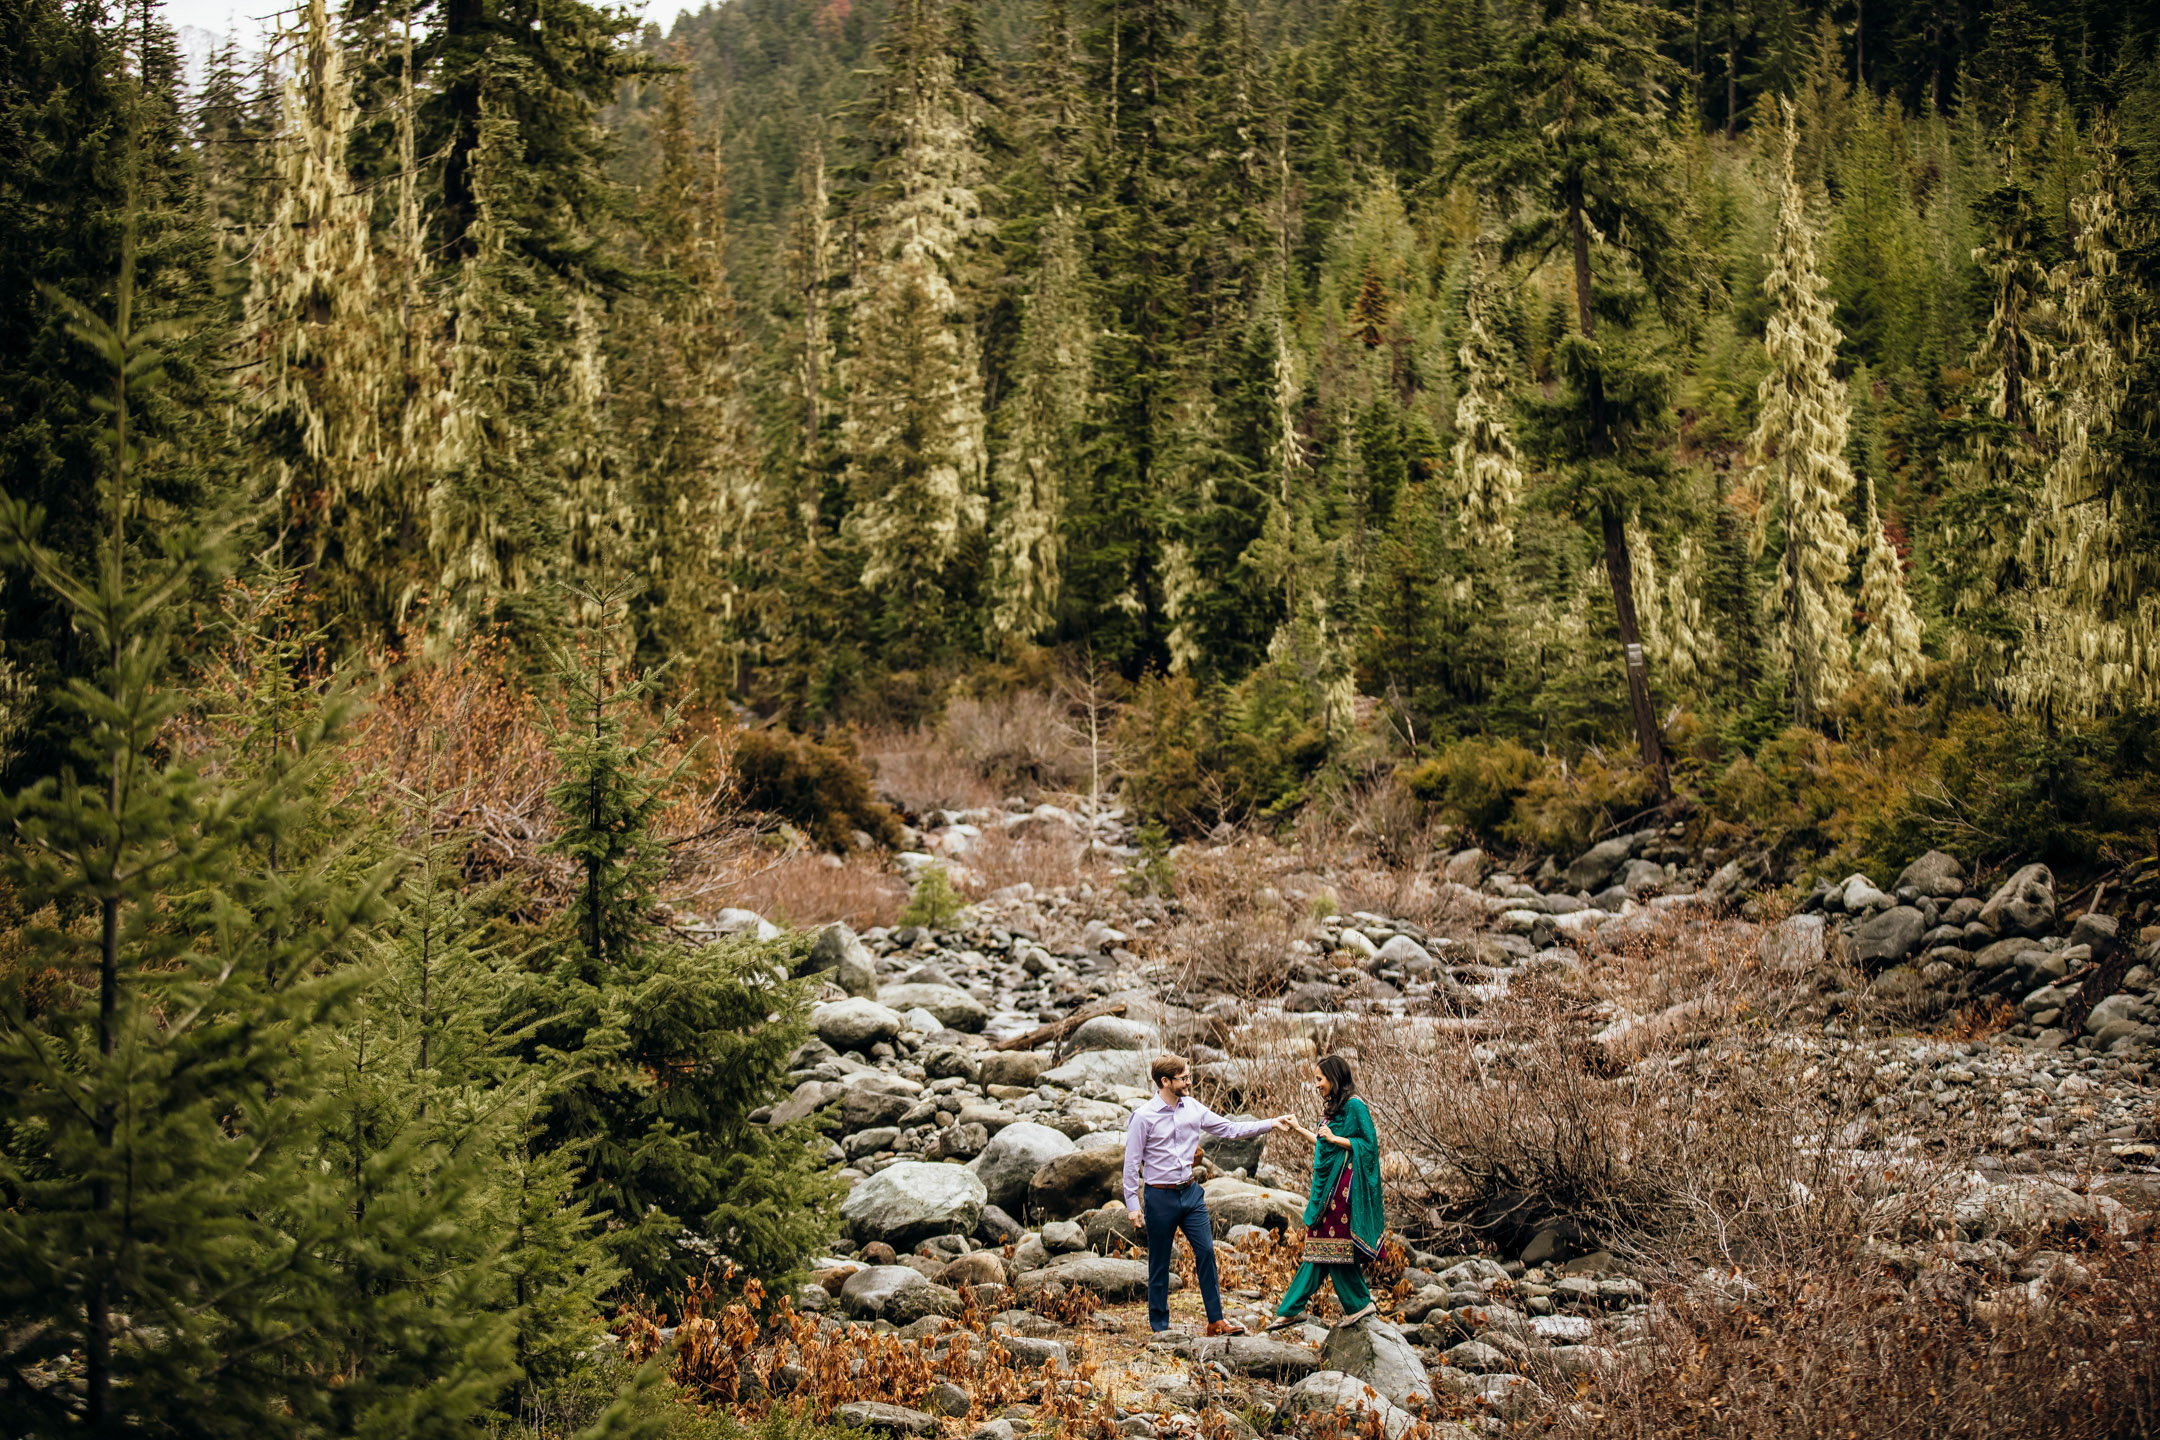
[
  {"xmin": 516, "ymin": 591, "xmax": 842, "ymax": 1297},
  {"xmin": 1745, "ymin": 99, "xmax": 1860, "ymax": 725},
  {"xmin": 1453, "ymin": 0, "xmax": 1707, "ymax": 786},
  {"xmin": 242, "ymin": 0, "xmax": 407, "ymax": 639},
  {"xmin": 0, "ymin": 151, "xmax": 402, "ymax": 1429},
  {"xmin": 2007, "ymin": 118, "xmax": 2159, "ymax": 716},
  {"xmin": 1854, "ymin": 478, "xmax": 1925, "ymax": 694},
  {"xmin": 987, "ymin": 204, "xmax": 1091, "ymax": 649},
  {"xmin": 1452, "ymin": 244, "xmax": 1523, "ymax": 552},
  {"xmin": 618, "ymin": 65, "xmax": 765, "ymax": 694},
  {"xmin": 841, "ymin": 0, "xmax": 994, "ymax": 656}
]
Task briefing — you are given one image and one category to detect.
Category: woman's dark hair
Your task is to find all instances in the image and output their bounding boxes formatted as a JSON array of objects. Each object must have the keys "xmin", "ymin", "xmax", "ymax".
[{"xmin": 1317, "ymin": 1054, "xmax": 1356, "ymax": 1121}]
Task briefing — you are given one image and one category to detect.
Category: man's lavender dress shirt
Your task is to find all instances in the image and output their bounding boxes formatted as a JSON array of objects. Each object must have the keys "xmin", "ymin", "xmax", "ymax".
[{"xmin": 1123, "ymin": 1097, "xmax": 1275, "ymax": 1210}]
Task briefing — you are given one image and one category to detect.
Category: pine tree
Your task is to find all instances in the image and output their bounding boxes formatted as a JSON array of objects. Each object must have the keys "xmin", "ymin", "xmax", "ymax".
[
  {"xmin": 1453, "ymin": 0, "xmax": 1706, "ymax": 786},
  {"xmin": 515, "ymin": 590, "xmax": 842, "ymax": 1297},
  {"xmin": 1745, "ymin": 99, "xmax": 1860, "ymax": 725},
  {"xmin": 242, "ymin": 0, "xmax": 402, "ymax": 638},
  {"xmin": 1936, "ymin": 161, "xmax": 2055, "ymax": 687},
  {"xmin": 618, "ymin": 65, "xmax": 765, "ymax": 694},
  {"xmin": 1452, "ymin": 245, "xmax": 1523, "ymax": 552},
  {"xmin": 986, "ymin": 204, "xmax": 1091, "ymax": 649},
  {"xmin": 2006, "ymin": 119, "xmax": 2159, "ymax": 716},
  {"xmin": 1854, "ymin": 478, "xmax": 1924, "ymax": 694},
  {"xmin": 841, "ymin": 0, "xmax": 993, "ymax": 650},
  {"xmin": 0, "ymin": 133, "xmax": 401, "ymax": 1427}
]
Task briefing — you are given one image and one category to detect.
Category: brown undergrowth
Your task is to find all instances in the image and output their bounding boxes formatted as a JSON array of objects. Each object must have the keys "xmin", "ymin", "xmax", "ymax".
[{"xmin": 1545, "ymin": 1244, "xmax": 2160, "ymax": 1439}]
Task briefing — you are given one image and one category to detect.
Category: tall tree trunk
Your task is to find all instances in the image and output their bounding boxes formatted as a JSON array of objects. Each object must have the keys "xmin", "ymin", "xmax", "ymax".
[
  {"xmin": 1567, "ymin": 190, "xmax": 1669, "ymax": 792},
  {"xmin": 1726, "ymin": 1, "xmax": 1739, "ymax": 140},
  {"xmin": 439, "ymin": 0, "xmax": 484, "ymax": 259}
]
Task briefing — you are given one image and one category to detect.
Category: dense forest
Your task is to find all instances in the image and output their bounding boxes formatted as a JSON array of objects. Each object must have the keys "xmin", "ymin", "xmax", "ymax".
[
  {"xmin": 2, "ymin": 0, "xmax": 2159, "ymax": 1432},
  {"xmin": 5, "ymin": 0, "xmax": 2160, "ymax": 857}
]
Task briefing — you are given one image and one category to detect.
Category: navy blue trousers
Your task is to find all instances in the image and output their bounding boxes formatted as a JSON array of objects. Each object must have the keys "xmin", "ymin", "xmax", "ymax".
[{"xmin": 1142, "ymin": 1181, "xmax": 1223, "ymax": 1331}]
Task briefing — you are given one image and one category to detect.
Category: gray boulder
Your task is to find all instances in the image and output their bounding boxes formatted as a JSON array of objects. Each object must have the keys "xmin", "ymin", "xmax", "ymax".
[
  {"xmin": 1443, "ymin": 848, "xmax": 1490, "ymax": 886},
  {"xmin": 1199, "ymin": 1335, "xmax": 1324, "ymax": 1381},
  {"xmin": 769, "ymin": 1079, "xmax": 840, "ymax": 1128},
  {"xmin": 813, "ymin": 997, "xmax": 906, "ymax": 1051},
  {"xmin": 1979, "ymin": 863, "xmax": 2056, "ymax": 938},
  {"xmin": 883, "ymin": 1284, "xmax": 965, "ymax": 1325},
  {"xmin": 808, "ymin": 923, "xmax": 880, "ymax": 998},
  {"xmin": 836, "ymin": 1402, "xmax": 941, "ymax": 1437},
  {"xmin": 840, "ymin": 1162, "xmax": 987, "ymax": 1250},
  {"xmin": 1281, "ymin": 981, "xmax": 1344, "ymax": 1014},
  {"xmin": 1204, "ymin": 1178, "xmax": 1306, "ymax": 1232},
  {"xmin": 1199, "ymin": 1122, "xmax": 1268, "ymax": 1177},
  {"xmin": 1027, "ymin": 1147, "xmax": 1127, "ymax": 1219},
  {"xmin": 877, "ymin": 983, "xmax": 990, "ymax": 1032},
  {"xmin": 1013, "ymin": 1252, "xmax": 1158, "ymax": 1302},
  {"xmin": 970, "ymin": 1121, "xmax": 1077, "ymax": 1211},
  {"xmin": 1040, "ymin": 1049, "xmax": 1152, "ymax": 1090},
  {"xmin": 1617, "ymin": 858, "xmax": 1666, "ymax": 896},
  {"xmin": 1374, "ymin": 935, "xmax": 1436, "ymax": 970},
  {"xmin": 2085, "ymin": 993, "xmax": 2141, "ymax": 1035},
  {"xmin": 1282, "ymin": 1373, "xmax": 1429, "ymax": 1440},
  {"xmin": 1853, "ymin": 905, "xmax": 1928, "ymax": 968},
  {"xmin": 979, "ymin": 1051, "xmax": 1051, "ymax": 1088},
  {"xmin": 1895, "ymin": 850, "xmax": 1967, "ymax": 899},
  {"xmin": 1320, "ymin": 1317, "xmax": 1431, "ymax": 1411},
  {"xmin": 994, "ymin": 1335, "xmax": 1067, "ymax": 1370},
  {"xmin": 1840, "ymin": 874, "xmax": 1888, "ymax": 912},
  {"xmin": 1067, "ymin": 1014, "xmax": 1156, "ymax": 1052},
  {"xmin": 838, "ymin": 1264, "xmax": 929, "ymax": 1318},
  {"xmin": 1566, "ymin": 837, "xmax": 1634, "ymax": 894},
  {"xmin": 841, "ymin": 1086, "xmax": 912, "ymax": 1132},
  {"xmin": 1442, "ymin": 1339, "xmax": 1513, "ymax": 1374}
]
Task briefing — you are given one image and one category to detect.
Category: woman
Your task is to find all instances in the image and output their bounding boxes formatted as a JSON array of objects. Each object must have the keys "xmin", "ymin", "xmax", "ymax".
[{"xmin": 1267, "ymin": 1053, "xmax": 1384, "ymax": 1331}]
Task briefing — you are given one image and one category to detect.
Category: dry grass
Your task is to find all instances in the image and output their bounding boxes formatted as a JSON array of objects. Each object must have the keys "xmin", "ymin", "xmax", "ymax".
[
  {"xmin": 731, "ymin": 852, "xmax": 908, "ymax": 930},
  {"xmin": 861, "ymin": 725, "xmax": 1004, "ymax": 817},
  {"xmin": 955, "ymin": 822, "xmax": 1103, "ymax": 899},
  {"xmin": 945, "ymin": 690, "xmax": 1088, "ymax": 792},
  {"xmin": 1148, "ymin": 839, "xmax": 1322, "ymax": 998},
  {"xmin": 1545, "ymin": 1244, "xmax": 2160, "ymax": 1439}
]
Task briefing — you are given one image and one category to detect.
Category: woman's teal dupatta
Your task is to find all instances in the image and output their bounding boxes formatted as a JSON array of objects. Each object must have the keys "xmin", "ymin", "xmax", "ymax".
[{"xmin": 1304, "ymin": 1095, "xmax": 1385, "ymax": 1260}]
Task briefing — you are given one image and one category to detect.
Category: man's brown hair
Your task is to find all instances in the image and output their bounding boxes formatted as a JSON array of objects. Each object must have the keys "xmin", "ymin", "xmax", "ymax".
[{"xmin": 1150, "ymin": 1053, "xmax": 1190, "ymax": 1088}]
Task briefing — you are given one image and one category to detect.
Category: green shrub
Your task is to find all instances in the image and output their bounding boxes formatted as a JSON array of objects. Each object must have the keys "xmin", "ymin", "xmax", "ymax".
[
  {"xmin": 1114, "ymin": 674, "xmax": 1217, "ymax": 833},
  {"xmin": 898, "ymin": 862, "xmax": 967, "ymax": 929},
  {"xmin": 731, "ymin": 729, "xmax": 905, "ymax": 851},
  {"xmin": 1499, "ymin": 747, "xmax": 1660, "ymax": 854},
  {"xmin": 1861, "ymin": 709, "xmax": 2160, "ymax": 872},
  {"xmin": 1400, "ymin": 736, "xmax": 1544, "ymax": 836}
]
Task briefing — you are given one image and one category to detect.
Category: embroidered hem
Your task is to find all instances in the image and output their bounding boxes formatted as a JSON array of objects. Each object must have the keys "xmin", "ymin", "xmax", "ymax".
[{"xmin": 1301, "ymin": 1237, "xmax": 1355, "ymax": 1264}]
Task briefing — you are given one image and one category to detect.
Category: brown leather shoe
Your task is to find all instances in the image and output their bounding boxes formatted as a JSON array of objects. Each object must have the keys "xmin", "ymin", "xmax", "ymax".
[{"xmin": 1204, "ymin": 1319, "xmax": 1248, "ymax": 1337}]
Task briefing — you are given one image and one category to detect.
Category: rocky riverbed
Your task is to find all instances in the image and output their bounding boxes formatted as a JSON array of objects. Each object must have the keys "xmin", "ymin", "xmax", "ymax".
[{"xmin": 699, "ymin": 804, "xmax": 2158, "ymax": 1437}]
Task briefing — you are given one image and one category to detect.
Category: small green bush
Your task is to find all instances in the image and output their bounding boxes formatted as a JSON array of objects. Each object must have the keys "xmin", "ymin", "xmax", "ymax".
[
  {"xmin": 731, "ymin": 729, "xmax": 905, "ymax": 851},
  {"xmin": 898, "ymin": 862, "xmax": 966, "ymax": 929},
  {"xmin": 1500, "ymin": 747, "xmax": 1660, "ymax": 854},
  {"xmin": 1400, "ymin": 736, "xmax": 1544, "ymax": 836}
]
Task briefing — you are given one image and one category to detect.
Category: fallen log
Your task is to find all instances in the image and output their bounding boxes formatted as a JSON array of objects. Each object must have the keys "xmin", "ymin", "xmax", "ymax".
[{"xmin": 991, "ymin": 1001, "xmax": 1127, "ymax": 1053}]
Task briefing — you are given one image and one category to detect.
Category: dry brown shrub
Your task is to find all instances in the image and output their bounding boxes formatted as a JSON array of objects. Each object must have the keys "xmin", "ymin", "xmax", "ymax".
[
  {"xmin": 945, "ymin": 690, "xmax": 1087, "ymax": 791},
  {"xmin": 1546, "ymin": 1244, "xmax": 2160, "ymax": 1440},
  {"xmin": 1151, "ymin": 838, "xmax": 1319, "ymax": 998},
  {"xmin": 1332, "ymin": 927, "xmax": 1953, "ymax": 1269},
  {"xmin": 956, "ymin": 822, "xmax": 1101, "ymax": 898},
  {"xmin": 861, "ymin": 723, "xmax": 1003, "ymax": 816},
  {"xmin": 731, "ymin": 852, "xmax": 907, "ymax": 930}
]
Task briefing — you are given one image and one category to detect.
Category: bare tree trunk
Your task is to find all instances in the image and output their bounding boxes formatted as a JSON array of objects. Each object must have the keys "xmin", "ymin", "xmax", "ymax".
[{"xmin": 1568, "ymin": 190, "xmax": 1669, "ymax": 795}]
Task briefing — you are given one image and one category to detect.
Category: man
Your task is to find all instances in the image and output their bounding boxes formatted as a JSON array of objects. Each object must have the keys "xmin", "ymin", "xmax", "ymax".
[{"xmin": 1123, "ymin": 1053, "xmax": 1287, "ymax": 1336}]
